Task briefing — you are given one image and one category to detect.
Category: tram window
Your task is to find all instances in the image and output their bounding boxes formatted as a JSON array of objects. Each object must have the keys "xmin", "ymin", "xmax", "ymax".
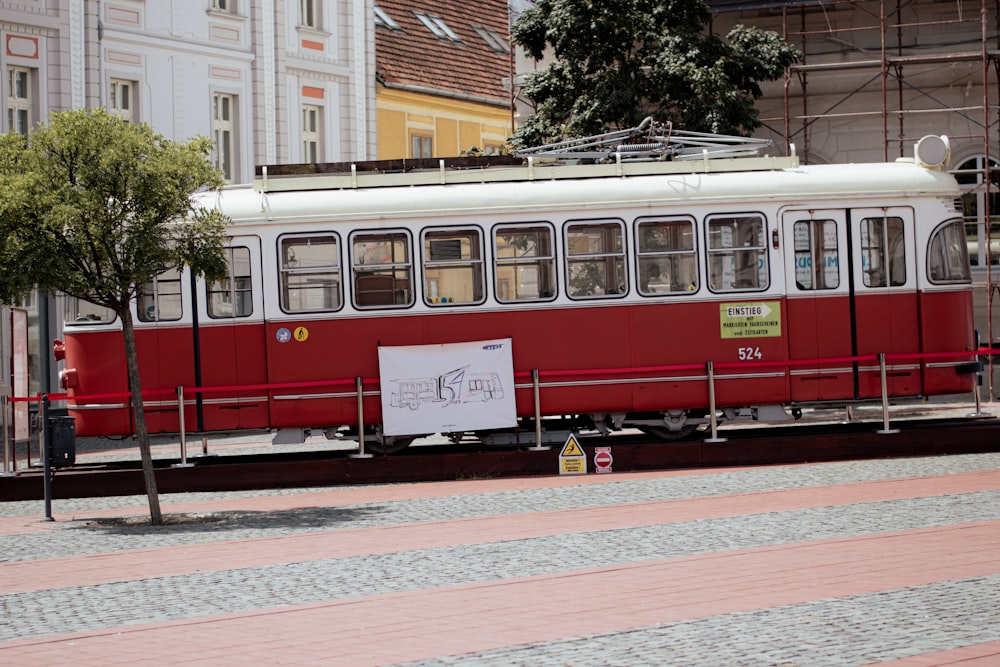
[
  {"xmin": 565, "ymin": 219, "xmax": 626, "ymax": 299},
  {"xmin": 421, "ymin": 228, "xmax": 484, "ymax": 306},
  {"xmin": 351, "ymin": 231, "xmax": 413, "ymax": 308},
  {"xmin": 494, "ymin": 224, "xmax": 556, "ymax": 302},
  {"xmin": 792, "ymin": 220, "xmax": 839, "ymax": 290},
  {"xmin": 635, "ymin": 217, "xmax": 697, "ymax": 295},
  {"xmin": 928, "ymin": 220, "xmax": 972, "ymax": 283},
  {"xmin": 278, "ymin": 234, "xmax": 341, "ymax": 313},
  {"xmin": 860, "ymin": 217, "xmax": 906, "ymax": 287},
  {"xmin": 138, "ymin": 267, "xmax": 183, "ymax": 321},
  {"xmin": 64, "ymin": 297, "xmax": 115, "ymax": 325},
  {"xmin": 707, "ymin": 214, "xmax": 768, "ymax": 292},
  {"xmin": 208, "ymin": 246, "xmax": 253, "ymax": 318}
]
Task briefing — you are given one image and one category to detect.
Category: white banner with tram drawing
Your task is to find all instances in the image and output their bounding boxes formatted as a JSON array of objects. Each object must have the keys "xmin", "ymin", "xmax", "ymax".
[{"xmin": 378, "ymin": 338, "xmax": 516, "ymax": 436}]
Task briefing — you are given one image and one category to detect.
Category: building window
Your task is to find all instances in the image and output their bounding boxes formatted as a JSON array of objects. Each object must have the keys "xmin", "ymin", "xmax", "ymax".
[
  {"xmin": 279, "ymin": 234, "xmax": 341, "ymax": 312},
  {"xmin": 302, "ymin": 104, "xmax": 322, "ymax": 163},
  {"xmin": 494, "ymin": 224, "xmax": 556, "ymax": 302},
  {"xmin": 411, "ymin": 134, "xmax": 432, "ymax": 159},
  {"xmin": 212, "ymin": 93, "xmax": 236, "ymax": 181},
  {"xmin": 300, "ymin": 0, "xmax": 318, "ymax": 28},
  {"xmin": 791, "ymin": 219, "xmax": 840, "ymax": 291},
  {"xmin": 413, "ymin": 12, "xmax": 460, "ymax": 42},
  {"xmin": 211, "ymin": 0, "xmax": 233, "ymax": 12},
  {"xmin": 109, "ymin": 79, "xmax": 135, "ymax": 122},
  {"xmin": 374, "ymin": 5, "xmax": 402, "ymax": 31},
  {"xmin": 422, "ymin": 228, "xmax": 484, "ymax": 306},
  {"xmin": 565, "ymin": 220, "xmax": 627, "ymax": 298},
  {"xmin": 208, "ymin": 246, "xmax": 253, "ymax": 318},
  {"xmin": 707, "ymin": 214, "xmax": 768, "ymax": 292},
  {"xmin": 636, "ymin": 217, "xmax": 698, "ymax": 294},
  {"xmin": 472, "ymin": 25, "xmax": 508, "ymax": 53},
  {"xmin": 138, "ymin": 268, "xmax": 183, "ymax": 322},
  {"xmin": 352, "ymin": 231, "xmax": 413, "ymax": 309},
  {"xmin": 954, "ymin": 156, "xmax": 1000, "ymax": 266},
  {"xmin": 860, "ymin": 216, "xmax": 906, "ymax": 287},
  {"xmin": 6, "ymin": 67, "xmax": 32, "ymax": 135}
]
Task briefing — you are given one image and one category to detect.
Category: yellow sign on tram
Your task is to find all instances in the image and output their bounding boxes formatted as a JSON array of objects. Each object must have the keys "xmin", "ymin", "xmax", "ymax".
[{"xmin": 719, "ymin": 301, "xmax": 781, "ymax": 339}]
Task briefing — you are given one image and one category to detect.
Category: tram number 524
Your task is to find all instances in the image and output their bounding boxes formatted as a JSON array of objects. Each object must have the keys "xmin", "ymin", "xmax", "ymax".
[{"xmin": 738, "ymin": 347, "xmax": 762, "ymax": 361}]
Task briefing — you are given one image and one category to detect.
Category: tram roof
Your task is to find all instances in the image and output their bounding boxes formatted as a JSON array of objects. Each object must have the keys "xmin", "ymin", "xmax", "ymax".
[
  {"xmin": 208, "ymin": 157, "xmax": 961, "ymax": 225},
  {"xmin": 252, "ymin": 153, "xmax": 804, "ymax": 193}
]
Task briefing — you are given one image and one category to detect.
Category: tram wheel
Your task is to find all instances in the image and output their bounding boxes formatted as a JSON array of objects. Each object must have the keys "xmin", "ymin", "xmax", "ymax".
[
  {"xmin": 638, "ymin": 424, "xmax": 700, "ymax": 441},
  {"xmin": 365, "ymin": 435, "xmax": 415, "ymax": 455}
]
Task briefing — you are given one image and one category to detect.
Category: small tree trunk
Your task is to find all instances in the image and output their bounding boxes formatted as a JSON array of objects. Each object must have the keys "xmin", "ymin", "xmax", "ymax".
[{"xmin": 120, "ymin": 307, "xmax": 163, "ymax": 524}]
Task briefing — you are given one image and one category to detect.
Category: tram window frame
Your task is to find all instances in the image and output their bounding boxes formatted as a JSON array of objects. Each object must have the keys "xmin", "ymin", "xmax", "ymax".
[
  {"xmin": 138, "ymin": 267, "xmax": 183, "ymax": 322},
  {"xmin": 635, "ymin": 216, "xmax": 698, "ymax": 295},
  {"xmin": 277, "ymin": 233, "xmax": 342, "ymax": 313},
  {"xmin": 421, "ymin": 226, "xmax": 485, "ymax": 307},
  {"xmin": 207, "ymin": 246, "xmax": 253, "ymax": 318},
  {"xmin": 350, "ymin": 230, "xmax": 414, "ymax": 309},
  {"xmin": 927, "ymin": 219, "xmax": 973, "ymax": 284},
  {"xmin": 564, "ymin": 219, "xmax": 627, "ymax": 300},
  {"xmin": 493, "ymin": 222, "xmax": 557, "ymax": 303},
  {"xmin": 791, "ymin": 219, "xmax": 840, "ymax": 291},
  {"xmin": 64, "ymin": 297, "xmax": 115, "ymax": 325},
  {"xmin": 860, "ymin": 216, "xmax": 906, "ymax": 287},
  {"xmin": 706, "ymin": 213, "xmax": 769, "ymax": 293}
]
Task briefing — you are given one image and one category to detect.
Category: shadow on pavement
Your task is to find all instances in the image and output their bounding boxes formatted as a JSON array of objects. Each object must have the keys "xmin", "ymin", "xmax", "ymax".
[{"xmin": 78, "ymin": 504, "xmax": 384, "ymax": 534}]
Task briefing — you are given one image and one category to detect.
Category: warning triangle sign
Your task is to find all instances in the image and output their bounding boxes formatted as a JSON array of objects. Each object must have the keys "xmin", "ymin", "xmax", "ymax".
[{"xmin": 560, "ymin": 434, "xmax": 585, "ymax": 457}]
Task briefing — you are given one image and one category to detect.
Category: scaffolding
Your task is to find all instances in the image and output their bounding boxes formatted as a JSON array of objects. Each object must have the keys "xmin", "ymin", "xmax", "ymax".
[{"xmin": 713, "ymin": 0, "xmax": 1000, "ymax": 396}]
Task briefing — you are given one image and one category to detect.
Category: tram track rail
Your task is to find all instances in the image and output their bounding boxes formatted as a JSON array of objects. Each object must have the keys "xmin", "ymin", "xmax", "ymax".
[{"xmin": 2, "ymin": 414, "xmax": 999, "ymax": 502}]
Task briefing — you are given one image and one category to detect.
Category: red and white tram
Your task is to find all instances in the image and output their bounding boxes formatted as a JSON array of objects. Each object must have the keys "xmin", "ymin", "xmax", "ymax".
[{"xmin": 56, "ymin": 133, "xmax": 977, "ymax": 451}]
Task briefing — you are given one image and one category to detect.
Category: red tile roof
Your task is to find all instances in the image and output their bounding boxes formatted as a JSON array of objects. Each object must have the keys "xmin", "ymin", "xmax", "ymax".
[{"xmin": 375, "ymin": 0, "xmax": 512, "ymax": 107}]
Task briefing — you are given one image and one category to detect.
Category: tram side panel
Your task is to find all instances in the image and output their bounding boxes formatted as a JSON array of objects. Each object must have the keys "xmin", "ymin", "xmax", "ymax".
[
  {"xmin": 918, "ymin": 288, "xmax": 976, "ymax": 395},
  {"xmin": 263, "ymin": 298, "xmax": 795, "ymax": 432},
  {"xmin": 62, "ymin": 330, "xmax": 133, "ymax": 436},
  {"xmin": 133, "ymin": 325, "xmax": 196, "ymax": 434}
]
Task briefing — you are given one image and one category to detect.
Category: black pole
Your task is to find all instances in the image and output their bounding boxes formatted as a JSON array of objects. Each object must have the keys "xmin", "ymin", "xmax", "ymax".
[
  {"xmin": 41, "ymin": 393, "xmax": 53, "ymax": 521},
  {"xmin": 189, "ymin": 269, "xmax": 205, "ymax": 434}
]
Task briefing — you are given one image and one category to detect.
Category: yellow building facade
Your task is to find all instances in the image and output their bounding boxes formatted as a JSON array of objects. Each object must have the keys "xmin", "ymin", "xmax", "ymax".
[{"xmin": 377, "ymin": 84, "xmax": 512, "ymax": 160}]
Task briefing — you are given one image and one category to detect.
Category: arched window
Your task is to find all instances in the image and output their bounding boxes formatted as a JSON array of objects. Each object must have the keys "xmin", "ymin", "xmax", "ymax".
[{"xmin": 953, "ymin": 155, "xmax": 1000, "ymax": 266}]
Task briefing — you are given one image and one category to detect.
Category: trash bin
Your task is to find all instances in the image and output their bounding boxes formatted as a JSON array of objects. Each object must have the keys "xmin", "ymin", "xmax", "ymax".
[{"xmin": 47, "ymin": 416, "xmax": 76, "ymax": 468}]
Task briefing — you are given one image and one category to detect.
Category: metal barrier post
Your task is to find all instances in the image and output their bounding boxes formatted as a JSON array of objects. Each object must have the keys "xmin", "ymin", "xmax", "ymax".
[
  {"xmin": 350, "ymin": 376, "xmax": 372, "ymax": 458},
  {"xmin": 2, "ymin": 394, "xmax": 13, "ymax": 477},
  {"xmin": 41, "ymin": 394, "xmax": 54, "ymax": 521},
  {"xmin": 526, "ymin": 369, "xmax": 550, "ymax": 451},
  {"xmin": 704, "ymin": 361, "xmax": 727, "ymax": 443},
  {"xmin": 968, "ymin": 356, "xmax": 988, "ymax": 417},
  {"xmin": 875, "ymin": 353, "xmax": 899, "ymax": 434},
  {"xmin": 173, "ymin": 386, "xmax": 194, "ymax": 468}
]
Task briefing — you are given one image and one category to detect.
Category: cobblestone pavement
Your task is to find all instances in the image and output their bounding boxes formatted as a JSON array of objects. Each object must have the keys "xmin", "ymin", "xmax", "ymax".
[{"xmin": 0, "ymin": 452, "xmax": 998, "ymax": 666}]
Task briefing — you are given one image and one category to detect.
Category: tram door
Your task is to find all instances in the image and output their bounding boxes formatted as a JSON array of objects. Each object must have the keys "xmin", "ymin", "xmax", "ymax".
[
  {"xmin": 847, "ymin": 207, "xmax": 920, "ymax": 398},
  {"xmin": 782, "ymin": 210, "xmax": 854, "ymax": 401},
  {"xmin": 196, "ymin": 235, "xmax": 268, "ymax": 430}
]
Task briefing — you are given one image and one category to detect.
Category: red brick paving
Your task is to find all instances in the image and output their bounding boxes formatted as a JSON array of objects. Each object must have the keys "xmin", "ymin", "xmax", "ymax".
[
  {"xmin": 1, "ymin": 463, "xmax": 998, "ymax": 665},
  {"xmin": 1, "ymin": 522, "xmax": 997, "ymax": 665},
  {"xmin": 1, "ymin": 470, "xmax": 996, "ymax": 595}
]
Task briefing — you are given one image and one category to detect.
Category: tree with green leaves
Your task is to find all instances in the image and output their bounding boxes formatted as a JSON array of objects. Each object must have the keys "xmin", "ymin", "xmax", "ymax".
[
  {"xmin": 0, "ymin": 109, "xmax": 229, "ymax": 524},
  {"xmin": 510, "ymin": 0, "xmax": 801, "ymax": 148}
]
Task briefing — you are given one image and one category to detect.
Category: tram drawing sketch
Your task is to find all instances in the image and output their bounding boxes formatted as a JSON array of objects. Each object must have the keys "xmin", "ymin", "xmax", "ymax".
[
  {"xmin": 379, "ymin": 338, "xmax": 516, "ymax": 436},
  {"xmin": 389, "ymin": 366, "xmax": 505, "ymax": 411}
]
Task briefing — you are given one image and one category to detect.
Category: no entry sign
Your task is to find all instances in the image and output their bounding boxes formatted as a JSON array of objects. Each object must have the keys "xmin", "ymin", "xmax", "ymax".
[{"xmin": 594, "ymin": 447, "xmax": 613, "ymax": 473}]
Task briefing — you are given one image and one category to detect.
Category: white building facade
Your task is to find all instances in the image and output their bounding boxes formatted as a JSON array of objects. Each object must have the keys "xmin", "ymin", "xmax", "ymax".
[
  {"xmin": 0, "ymin": 0, "xmax": 376, "ymax": 398},
  {"xmin": 1, "ymin": 0, "xmax": 376, "ymax": 183}
]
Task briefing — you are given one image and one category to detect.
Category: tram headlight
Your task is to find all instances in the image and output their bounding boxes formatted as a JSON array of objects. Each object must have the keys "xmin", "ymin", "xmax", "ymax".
[{"xmin": 914, "ymin": 135, "xmax": 951, "ymax": 170}]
